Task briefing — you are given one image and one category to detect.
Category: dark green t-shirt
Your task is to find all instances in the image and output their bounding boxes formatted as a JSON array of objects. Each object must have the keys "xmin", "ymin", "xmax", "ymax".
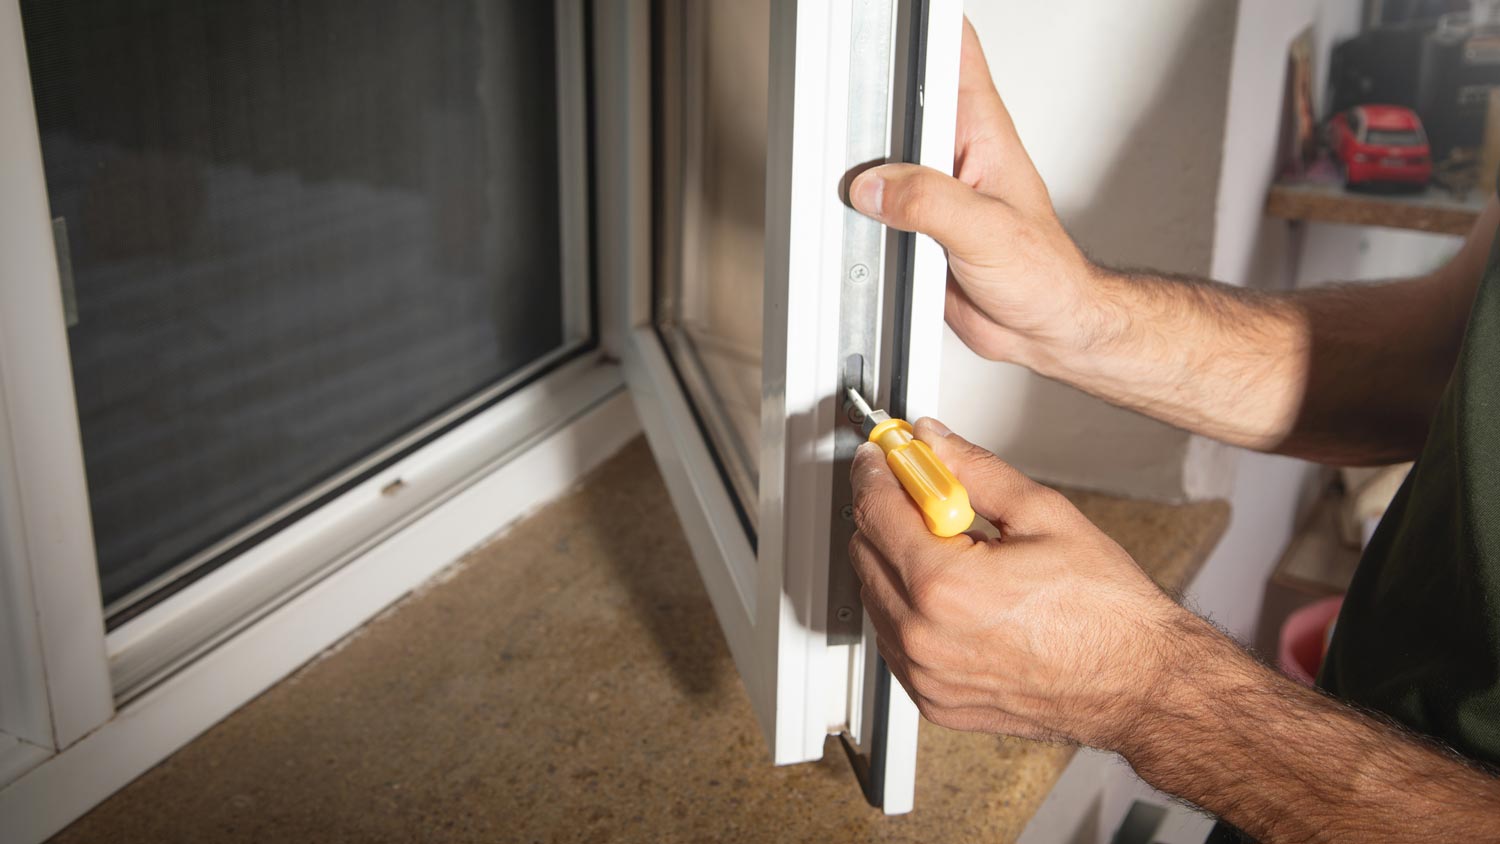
[
  {"xmin": 1212, "ymin": 222, "xmax": 1500, "ymax": 844},
  {"xmin": 1319, "ymin": 225, "xmax": 1500, "ymax": 766}
]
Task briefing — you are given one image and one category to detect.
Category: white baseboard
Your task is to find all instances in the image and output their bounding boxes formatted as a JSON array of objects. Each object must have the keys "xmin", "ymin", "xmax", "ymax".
[{"xmin": 0, "ymin": 388, "xmax": 639, "ymax": 844}]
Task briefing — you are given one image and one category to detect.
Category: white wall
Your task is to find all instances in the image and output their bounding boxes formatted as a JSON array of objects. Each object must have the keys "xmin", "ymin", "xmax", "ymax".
[
  {"xmin": 945, "ymin": 1, "xmax": 1239, "ymax": 502},
  {"xmin": 1297, "ymin": 222, "xmax": 1460, "ymax": 285}
]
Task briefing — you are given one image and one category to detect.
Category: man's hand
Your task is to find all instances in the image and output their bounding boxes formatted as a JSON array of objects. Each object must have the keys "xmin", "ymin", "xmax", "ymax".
[
  {"xmin": 848, "ymin": 416, "xmax": 1191, "ymax": 749},
  {"xmin": 850, "ymin": 417, "xmax": 1500, "ymax": 843},
  {"xmin": 849, "ymin": 18, "xmax": 1497, "ymax": 463},
  {"xmin": 849, "ymin": 20, "xmax": 1099, "ymax": 365}
]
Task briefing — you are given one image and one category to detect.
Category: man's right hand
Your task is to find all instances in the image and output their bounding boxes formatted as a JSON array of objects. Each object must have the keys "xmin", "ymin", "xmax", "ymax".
[
  {"xmin": 851, "ymin": 19, "xmax": 1496, "ymax": 463},
  {"xmin": 847, "ymin": 417, "xmax": 1195, "ymax": 749},
  {"xmin": 849, "ymin": 19, "xmax": 1101, "ymax": 367}
]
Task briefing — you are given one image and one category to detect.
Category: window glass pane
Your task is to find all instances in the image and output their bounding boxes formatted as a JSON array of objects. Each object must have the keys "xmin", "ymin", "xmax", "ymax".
[
  {"xmin": 20, "ymin": 1, "xmax": 576, "ymax": 608},
  {"xmin": 653, "ymin": 0, "xmax": 769, "ymax": 528}
]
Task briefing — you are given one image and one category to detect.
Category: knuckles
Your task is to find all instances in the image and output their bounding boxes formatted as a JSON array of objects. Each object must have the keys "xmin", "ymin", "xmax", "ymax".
[
  {"xmin": 851, "ymin": 496, "xmax": 888, "ymax": 540},
  {"xmin": 890, "ymin": 621, "xmax": 943, "ymax": 670},
  {"xmin": 850, "ymin": 442, "xmax": 883, "ymax": 473},
  {"xmin": 905, "ymin": 570, "xmax": 966, "ymax": 622},
  {"xmin": 847, "ymin": 532, "xmax": 875, "ymax": 573}
]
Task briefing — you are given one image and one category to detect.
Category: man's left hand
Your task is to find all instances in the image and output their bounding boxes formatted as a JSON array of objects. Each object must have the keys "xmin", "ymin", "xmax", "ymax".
[{"xmin": 848, "ymin": 418, "xmax": 1194, "ymax": 750}]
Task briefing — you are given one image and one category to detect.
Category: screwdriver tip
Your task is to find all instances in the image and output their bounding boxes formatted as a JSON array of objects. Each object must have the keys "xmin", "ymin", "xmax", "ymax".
[{"xmin": 845, "ymin": 387, "xmax": 874, "ymax": 416}]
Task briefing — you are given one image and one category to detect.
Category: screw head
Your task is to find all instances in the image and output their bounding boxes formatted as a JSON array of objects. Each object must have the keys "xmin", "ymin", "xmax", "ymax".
[
  {"xmin": 840, "ymin": 504, "xmax": 855, "ymax": 521},
  {"xmin": 848, "ymin": 263, "xmax": 870, "ymax": 282},
  {"xmin": 835, "ymin": 607, "xmax": 855, "ymax": 622},
  {"xmin": 847, "ymin": 404, "xmax": 865, "ymax": 424}
]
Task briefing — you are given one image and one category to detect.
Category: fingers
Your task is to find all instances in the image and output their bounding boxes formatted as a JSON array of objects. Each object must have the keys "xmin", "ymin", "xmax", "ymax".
[
  {"xmin": 848, "ymin": 532, "xmax": 909, "ymax": 627},
  {"xmin": 849, "ymin": 441, "xmax": 934, "ymax": 566},
  {"xmin": 954, "ymin": 17, "xmax": 1051, "ymax": 212},
  {"xmin": 911, "ymin": 417, "xmax": 1069, "ymax": 537},
  {"xmin": 958, "ymin": 18, "xmax": 991, "ymax": 99},
  {"xmin": 848, "ymin": 164, "xmax": 1002, "ymax": 259},
  {"xmin": 846, "ymin": 21, "xmax": 1055, "ymax": 264},
  {"xmin": 850, "ymin": 441, "xmax": 976, "ymax": 609}
]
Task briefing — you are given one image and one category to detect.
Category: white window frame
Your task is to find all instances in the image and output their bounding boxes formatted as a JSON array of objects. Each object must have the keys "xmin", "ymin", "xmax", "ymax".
[
  {"xmin": 102, "ymin": 0, "xmax": 596, "ymax": 699},
  {"xmin": 1, "ymin": 0, "xmax": 963, "ymax": 834},
  {"xmin": 597, "ymin": 0, "xmax": 960, "ymax": 814},
  {"xmin": 0, "ymin": 2, "xmax": 636, "ymax": 840},
  {"xmin": 0, "ymin": 0, "xmax": 114, "ymax": 762}
]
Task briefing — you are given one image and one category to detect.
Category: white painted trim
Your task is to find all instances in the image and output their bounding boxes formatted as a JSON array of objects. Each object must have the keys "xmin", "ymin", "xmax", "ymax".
[
  {"xmin": 0, "ymin": 0, "xmax": 113, "ymax": 752},
  {"xmin": 0, "ymin": 389, "xmax": 640, "ymax": 844},
  {"xmin": 108, "ymin": 356, "xmax": 623, "ymax": 700}
]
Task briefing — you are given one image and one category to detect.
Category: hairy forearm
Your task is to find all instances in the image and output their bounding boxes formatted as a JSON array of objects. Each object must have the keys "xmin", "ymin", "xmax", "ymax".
[
  {"xmin": 1112, "ymin": 617, "xmax": 1500, "ymax": 843},
  {"xmin": 1017, "ymin": 266, "xmax": 1460, "ymax": 464},
  {"xmin": 1278, "ymin": 276, "xmax": 1465, "ymax": 463}
]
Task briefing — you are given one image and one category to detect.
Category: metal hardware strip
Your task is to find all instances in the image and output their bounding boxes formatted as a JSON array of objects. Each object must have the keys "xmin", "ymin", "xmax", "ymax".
[{"xmin": 826, "ymin": 0, "xmax": 899, "ymax": 645}]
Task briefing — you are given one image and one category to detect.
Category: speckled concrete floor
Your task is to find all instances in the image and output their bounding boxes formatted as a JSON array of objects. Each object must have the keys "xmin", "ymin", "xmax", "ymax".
[{"xmin": 50, "ymin": 437, "xmax": 1227, "ymax": 844}]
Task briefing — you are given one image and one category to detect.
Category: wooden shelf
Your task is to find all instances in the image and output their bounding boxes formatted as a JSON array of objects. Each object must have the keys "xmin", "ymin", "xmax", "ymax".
[{"xmin": 1265, "ymin": 180, "xmax": 1485, "ymax": 235}]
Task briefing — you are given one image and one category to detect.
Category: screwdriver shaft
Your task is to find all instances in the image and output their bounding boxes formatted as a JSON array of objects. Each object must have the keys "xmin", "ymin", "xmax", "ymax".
[{"xmin": 845, "ymin": 387, "xmax": 874, "ymax": 419}]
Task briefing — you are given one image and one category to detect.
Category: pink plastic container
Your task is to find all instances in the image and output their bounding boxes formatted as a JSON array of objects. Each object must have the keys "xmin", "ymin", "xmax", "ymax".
[{"xmin": 1278, "ymin": 595, "xmax": 1344, "ymax": 685}]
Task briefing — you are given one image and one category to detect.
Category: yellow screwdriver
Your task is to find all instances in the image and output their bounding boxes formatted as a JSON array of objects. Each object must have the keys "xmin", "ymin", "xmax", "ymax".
[{"xmin": 847, "ymin": 387, "xmax": 975, "ymax": 537}]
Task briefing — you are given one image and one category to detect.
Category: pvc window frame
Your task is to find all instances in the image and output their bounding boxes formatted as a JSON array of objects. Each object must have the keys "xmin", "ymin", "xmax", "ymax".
[
  {"xmin": 596, "ymin": 0, "xmax": 960, "ymax": 814},
  {"xmin": 0, "ymin": 0, "xmax": 612, "ymax": 806}
]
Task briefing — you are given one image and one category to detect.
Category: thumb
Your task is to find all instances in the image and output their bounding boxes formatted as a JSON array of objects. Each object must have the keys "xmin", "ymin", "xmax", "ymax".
[
  {"xmin": 849, "ymin": 163, "xmax": 999, "ymax": 257},
  {"xmin": 911, "ymin": 417, "xmax": 1062, "ymax": 536}
]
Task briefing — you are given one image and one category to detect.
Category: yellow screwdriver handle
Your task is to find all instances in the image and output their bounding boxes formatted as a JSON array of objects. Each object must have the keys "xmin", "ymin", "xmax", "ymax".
[{"xmin": 867, "ymin": 418, "xmax": 975, "ymax": 537}]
